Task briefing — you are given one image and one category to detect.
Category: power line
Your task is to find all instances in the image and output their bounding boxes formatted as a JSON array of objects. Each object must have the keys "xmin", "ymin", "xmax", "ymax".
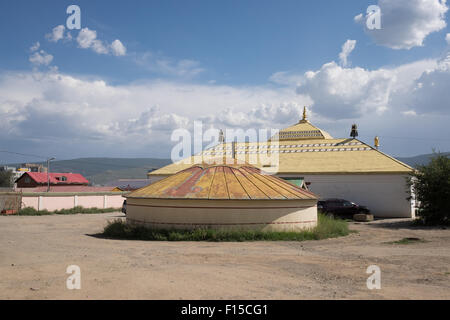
[
  {"xmin": 358, "ymin": 135, "xmax": 450, "ymax": 142},
  {"xmin": 53, "ymin": 158, "xmax": 161, "ymax": 169},
  {"xmin": 0, "ymin": 150, "xmax": 48, "ymax": 160}
]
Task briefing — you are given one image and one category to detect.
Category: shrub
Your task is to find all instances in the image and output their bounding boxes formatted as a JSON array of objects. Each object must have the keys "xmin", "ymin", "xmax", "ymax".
[
  {"xmin": 18, "ymin": 207, "xmax": 51, "ymax": 216},
  {"xmin": 17, "ymin": 206, "xmax": 119, "ymax": 216},
  {"xmin": 409, "ymin": 152, "xmax": 450, "ymax": 225},
  {"xmin": 102, "ymin": 213, "xmax": 350, "ymax": 242}
]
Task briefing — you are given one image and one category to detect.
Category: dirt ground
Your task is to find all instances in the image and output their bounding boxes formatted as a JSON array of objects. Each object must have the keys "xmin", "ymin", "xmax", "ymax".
[{"xmin": 0, "ymin": 213, "xmax": 449, "ymax": 300}]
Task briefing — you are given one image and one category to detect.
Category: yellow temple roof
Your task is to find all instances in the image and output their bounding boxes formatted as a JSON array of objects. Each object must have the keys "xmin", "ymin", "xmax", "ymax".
[
  {"xmin": 271, "ymin": 106, "xmax": 333, "ymax": 141},
  {"xmin": 150, "ymin": 138, "xmax": 412, "ymax": 175},
  {"xmin": 149, "ymin": 108, "xmax": 413, "ymax": 176},
  {"xmin": 272, "ymin": 121, "xmax": 334, "ymax": 141}
]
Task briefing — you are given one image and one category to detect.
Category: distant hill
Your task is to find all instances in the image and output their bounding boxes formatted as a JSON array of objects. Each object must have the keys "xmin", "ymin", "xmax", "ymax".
[
  {"xmin": 7, "ymin": 152, "xmax": 448, "ymax": 185},
  {"xmin": 8, "ymin": 158, "xmax": 172, "ymax": 185},
  {"xmin": 53, "ymin": 158, "xmax": 172, "ymax": 185},
  {"xmin": 395, "ymin": 152, "xmax": 450, "ymax": 168}
]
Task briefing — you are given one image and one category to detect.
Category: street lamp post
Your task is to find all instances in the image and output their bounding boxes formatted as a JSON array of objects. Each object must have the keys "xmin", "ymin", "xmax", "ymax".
[{"xmin": 47, "ymin": 157, "xmax": 55, "ymax": 192}]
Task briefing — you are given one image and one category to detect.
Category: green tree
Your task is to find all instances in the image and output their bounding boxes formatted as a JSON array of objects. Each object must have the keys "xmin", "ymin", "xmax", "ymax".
[
  {"xmin": 409, "ymin": 153, "xmax": 450, "ymax": 225},
  {"xmin": 0, "ymin": 170, "xmax": 13, "ymax": 188}
]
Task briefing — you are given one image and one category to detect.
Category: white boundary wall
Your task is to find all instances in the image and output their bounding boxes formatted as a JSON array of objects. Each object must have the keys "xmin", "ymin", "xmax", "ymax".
[{"xmin": 21, "ymin": 193, "xmax": 125, "ymax": 211}]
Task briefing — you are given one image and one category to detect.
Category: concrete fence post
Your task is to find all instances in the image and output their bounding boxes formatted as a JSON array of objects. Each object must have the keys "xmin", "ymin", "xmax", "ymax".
[
  {"xmin": 38, "ymin": 196, "xmax": 43, "ymax": 211},
  {"xmin": 74, "ymin": 195, "xmax": 78, "ymax": 208},
  {"xmin": 103, "ymin": 195, "xmax": 107, "ymax": 209}
]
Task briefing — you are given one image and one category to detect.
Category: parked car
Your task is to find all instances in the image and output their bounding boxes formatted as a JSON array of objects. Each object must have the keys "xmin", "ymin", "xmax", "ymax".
[
  {"xmin": 317, "ymin": 198, "xmax": 370, "ymax": 218},
  {"xmin": 122, "ymin": 200, "xmax": 127, "ymax": 215}
]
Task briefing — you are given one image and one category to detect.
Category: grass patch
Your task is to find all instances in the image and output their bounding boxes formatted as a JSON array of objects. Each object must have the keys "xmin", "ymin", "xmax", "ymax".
[
  {"xmin": 101, "ymin": 213, "xmax": 350, "ymax": 242},
  {"xmin": 17, "ymin": 206, "xmax": 120, "ymax": 216},
  {"xmin": 386, "ymin": 237, "xmax": 428, "ymax": 245}
]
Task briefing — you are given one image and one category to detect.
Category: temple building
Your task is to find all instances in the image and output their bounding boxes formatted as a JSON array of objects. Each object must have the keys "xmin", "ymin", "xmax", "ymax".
[{"xmin": 148, "ymin": 108, "xmax": 415, "ymax": 218}]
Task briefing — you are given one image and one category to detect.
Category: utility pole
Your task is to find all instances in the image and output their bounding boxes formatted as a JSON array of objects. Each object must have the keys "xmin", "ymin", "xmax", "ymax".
[{"xmin": 47, "ymin": 157, "xmax": 55, "ymax": 192}]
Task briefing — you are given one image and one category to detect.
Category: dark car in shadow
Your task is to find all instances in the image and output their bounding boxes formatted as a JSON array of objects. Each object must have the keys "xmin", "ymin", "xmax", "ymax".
[
  {"xmin": 317, "ymin": 198, "xmax": 370, "ymax": 218},
  {"xmin": 122, "ymin": 200, "xmax": 127, "ymax": 215}
]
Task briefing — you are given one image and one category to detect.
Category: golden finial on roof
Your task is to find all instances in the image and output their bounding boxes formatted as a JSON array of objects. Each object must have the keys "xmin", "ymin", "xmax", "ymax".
[
  {"xmin": 374, "ymin": 136, "xmax": 380, "ymax": 149},
  {"xmin": 300, "ymin": 106, "xmax": 308, "ymax": 123}
]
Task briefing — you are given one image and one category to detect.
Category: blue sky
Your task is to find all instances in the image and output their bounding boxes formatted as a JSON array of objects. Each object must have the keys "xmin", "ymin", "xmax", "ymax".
[
  {"xmin": 2, "ymin": 0, "xmax": 447, "ymax": 84},
  {"xmin": 1, "ymin": 0, "xmax": 450, "ymax": 163}
]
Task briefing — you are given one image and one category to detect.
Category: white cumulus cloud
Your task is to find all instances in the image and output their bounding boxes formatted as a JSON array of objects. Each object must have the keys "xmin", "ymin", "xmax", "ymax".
[
  {"xmin": 269, "ymin": 71, "xmax": 304, "ymax": 86},
  {"xmin": 339, "ymin": 40, "xmax": 357, "ymax": 67},
  {"xmin": 1, "ymin": 58, "xmax": 449, "ymax": 158},
  {"xmin": 354, "ymin": 13, "xmax": 364, "ymax": 23},
  {"xmin": 398, "ymin": 52, "xmax": 450, "ymax": 115},
  {"xmin": 207, "ymin": 102, "xmax": 313, "ymax": 129},
  {"xmin": 0, "ymin": 70, "xmax": 308, "ymax": 157},
  {"xmin": 46, "ymin": 25, "xmax": 66, "ymax": 42},
  {"xmin": 110, "ymin": 39, "xmax": 127, "ymax": 56},
  {"xmin": 297, "ymin": 61, "xmax": 395, "ymax": 119},
  {"xmin": 29, "ymin": 50, "xmax": 53, "ymax": 66},
  {"xmin": 355, "ymin": 0, "xmax": 448, "ymax": 49},
  {"xmin": 76, "ymin": 28, "xmax": 109, "ymax": 54},
  {"xmin": 291, "ymin": 55, "xmax": 437, "ymax": 119},
  {"xmin": 30, "ymin": 42, "xmax": 40, "ymax": 52},
  {"xmin": 76, "ymin": 28, "xmax": 127, "ymax": 56},
  {"xmin": 402, "ymin": 110, "xmax": 418, "ymax": 116},
  {"xmin": 135, "ymin": 52, "xmax": 204, "ymax": 77}
]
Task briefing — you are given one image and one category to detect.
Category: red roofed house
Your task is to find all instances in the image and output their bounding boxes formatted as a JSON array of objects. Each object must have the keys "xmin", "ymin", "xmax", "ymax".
[{"xmin": 15, "ymin": 172, "xmax": 89, "ymax": 189}]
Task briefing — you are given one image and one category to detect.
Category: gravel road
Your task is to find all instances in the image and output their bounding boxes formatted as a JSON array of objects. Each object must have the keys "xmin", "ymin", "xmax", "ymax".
[{"xmin": 0, "ymin": 213, "xmax": 449, "ymax": 299}]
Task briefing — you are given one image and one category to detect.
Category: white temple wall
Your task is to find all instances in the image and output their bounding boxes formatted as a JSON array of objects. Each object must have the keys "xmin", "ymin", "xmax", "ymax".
[
  {"xmin": 280, "ymin": 174, "xmax": 414, "ymax": 218},
  {"xmin": 148, "ymin": 173, "xmax": 414, "ymax": 218}
]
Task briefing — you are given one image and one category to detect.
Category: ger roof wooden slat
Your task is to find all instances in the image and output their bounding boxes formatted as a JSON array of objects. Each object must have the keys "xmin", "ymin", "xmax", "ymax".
[
  {"xmin": 162, "ymin": 166, "xmax": 208, "ymax": 198},
  {"xmin": 231, "ymin": 167, "xmax": 270, "ymax": 200},
  {"xmin": 129, "ymin": 163, "xmax": 319, "ymax": 200},
  {"xmin": 184, "ymin": 166, "xmax": 216, "ymax": 199},
  {"xmin": 152, "ymin": 168, "xmax": 201, "ymax": 198},
  {"xmin": 241, "ymin": 166, "xmax": 303, "ymax": 200},
  {"xmin": 208, "ymin": 166, "xmax": 229, "ymax": 199},
  {"xmin": 223, "ymin": 166, "xmax": 250, "ymax": 200},
  {"xmin": 128, "ymin": 170, "xmax": 194, "ymax": 198},
  {"xmin": 239, "ymin": 167, "xmax": 286, "ymax": 200}
]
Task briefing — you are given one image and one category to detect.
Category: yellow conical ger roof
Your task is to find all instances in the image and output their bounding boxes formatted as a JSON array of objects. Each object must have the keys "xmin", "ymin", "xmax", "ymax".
[{"xmin": 128, "ymin": 163, "xmax": 317, "ymax": 200}]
